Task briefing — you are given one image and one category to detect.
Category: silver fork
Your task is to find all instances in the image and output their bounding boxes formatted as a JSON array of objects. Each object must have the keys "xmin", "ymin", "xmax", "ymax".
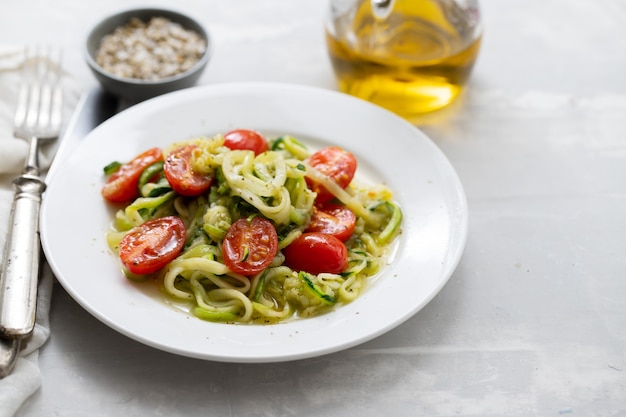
[{"xmin": 0, "ymin": 46, "xmax": 63, "ymax": 378}]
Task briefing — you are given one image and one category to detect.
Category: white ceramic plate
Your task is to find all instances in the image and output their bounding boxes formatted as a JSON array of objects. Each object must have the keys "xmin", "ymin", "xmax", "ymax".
[{"xmin": 41, "ymin": 83, "xmax": 467, "ymax": 363}]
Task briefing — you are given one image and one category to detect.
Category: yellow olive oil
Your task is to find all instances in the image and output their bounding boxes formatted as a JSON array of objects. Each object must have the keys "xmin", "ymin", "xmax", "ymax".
[{"xmin": 326, "ymin": 0, "xmax": 482, "ymax": 117}]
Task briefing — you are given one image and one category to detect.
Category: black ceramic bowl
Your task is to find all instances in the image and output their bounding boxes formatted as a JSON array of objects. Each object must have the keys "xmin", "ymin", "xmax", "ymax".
[{"xmin": 84, "ymin": 8, "xmax": 212, "ymax": 102}]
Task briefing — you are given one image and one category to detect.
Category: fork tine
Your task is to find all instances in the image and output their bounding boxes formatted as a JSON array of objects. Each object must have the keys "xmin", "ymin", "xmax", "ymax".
[
  {"xmin": 38, "ymin": 47, "xmax": 62, "ymax": 134},
  {"xmin": 13, "ymin": 46, "xmax": 63, "ymax": 141},
  {"xmin": 49, "ymin": 48, "xmax": 64, "ymax": 135},
  {"xmin": 12, "ymin": 46, "xmax": 31, "ymax": 134},
  {"xmin": 24, "ymin": 46, "xmax": 43, "ymax": 134},
  {"xmin": 37, "ymin": 47, "xmax": 53, "ymax": 131}
]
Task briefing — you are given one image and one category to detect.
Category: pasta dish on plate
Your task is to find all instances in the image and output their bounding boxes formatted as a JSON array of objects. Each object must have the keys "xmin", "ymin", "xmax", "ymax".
[{"xmin": 101, "ymin": 129, "xmax": 402, "ymax": 324}]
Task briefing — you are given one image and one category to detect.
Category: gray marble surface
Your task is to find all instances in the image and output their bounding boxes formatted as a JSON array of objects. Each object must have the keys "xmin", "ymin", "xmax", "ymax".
[{"xmin": 1, "ymin": 0, "xmax": 624, "ymax": 415}]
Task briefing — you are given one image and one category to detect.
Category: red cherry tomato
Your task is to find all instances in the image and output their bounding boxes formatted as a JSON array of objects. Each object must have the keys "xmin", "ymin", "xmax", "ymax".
[
  {"xmin": 305, "ymin": 204, "xmax": 356, "ymax": 241},
  {"xmin": 163, "ymin": 145, "xmax": 213, "ymax": 197},
  {"xmin": 222, "ymin": 217, "xmax": 279, "ymax": 276},
  {"xmin": 102, "ymin": 147, "xmax": 163, "ymax": 203},
  {"xmin": 119, "ymin": 216, "xmax": 186, "ymax": 275},
  {"xmin": 223, "ymin": 129, "xmax": 269, "ymax": 155},
  {"xmin": 282, "ymin": 232, "xmax": 348, "ymax": 275},
  {"xmin": 306, "ymin": 146, "xmax": 357, "ymax": 204}
]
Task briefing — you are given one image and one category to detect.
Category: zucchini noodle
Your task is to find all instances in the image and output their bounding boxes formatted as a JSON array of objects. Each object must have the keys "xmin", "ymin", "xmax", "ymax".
[{"xmin": 105, "ymin": 132, "xmax": 402, "ymax": 324}]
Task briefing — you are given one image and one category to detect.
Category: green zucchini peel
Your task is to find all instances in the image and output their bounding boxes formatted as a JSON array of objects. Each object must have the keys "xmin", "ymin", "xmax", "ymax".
[{"xmin": 299, "ymin": 271, "xmax": 336, "ymax": 305}]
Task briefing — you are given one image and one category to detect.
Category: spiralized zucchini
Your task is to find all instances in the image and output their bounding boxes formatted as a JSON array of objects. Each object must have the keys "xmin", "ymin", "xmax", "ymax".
[{"xmin": 107, "ymin": 133, "xmax": 402, "ymax": 324}]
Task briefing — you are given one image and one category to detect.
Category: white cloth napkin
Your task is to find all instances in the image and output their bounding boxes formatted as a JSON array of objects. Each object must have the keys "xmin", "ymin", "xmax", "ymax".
[
  {"xmin": 0, "ymin": 270, "xmax": 52, "ymax": 417},
  {"xmin": 0, "ymin": 45, "xmax": 80, "ymax": 417}
]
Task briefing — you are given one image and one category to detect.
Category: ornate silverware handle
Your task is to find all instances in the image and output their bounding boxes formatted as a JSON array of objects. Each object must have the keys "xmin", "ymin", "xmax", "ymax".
[{"xmin": 0, "ymin": 172, "xmax": 46, "ymax": 338}]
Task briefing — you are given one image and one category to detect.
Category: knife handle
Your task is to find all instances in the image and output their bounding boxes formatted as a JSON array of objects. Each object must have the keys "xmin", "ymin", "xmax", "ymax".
[{"xmin": 0, "ymin": 173, "xmax": 46, "ymax": 338}]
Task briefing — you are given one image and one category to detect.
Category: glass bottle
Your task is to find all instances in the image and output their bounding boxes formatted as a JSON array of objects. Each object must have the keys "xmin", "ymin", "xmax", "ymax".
[{"xmin": 325, "ymin": 0, "xmax": 483, "ymax": 118}]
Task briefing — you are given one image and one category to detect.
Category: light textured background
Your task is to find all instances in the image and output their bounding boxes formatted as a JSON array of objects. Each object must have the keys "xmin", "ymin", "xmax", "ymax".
[{"xmin": 1, "ymin": 0, "xmax": 624, "ymax": 416}]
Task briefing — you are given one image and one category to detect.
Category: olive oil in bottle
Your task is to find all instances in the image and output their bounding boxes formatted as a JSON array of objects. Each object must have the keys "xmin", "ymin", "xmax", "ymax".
[{"xmin": 326, "ymin": 0, "xmax": 482, "ymax": 118}]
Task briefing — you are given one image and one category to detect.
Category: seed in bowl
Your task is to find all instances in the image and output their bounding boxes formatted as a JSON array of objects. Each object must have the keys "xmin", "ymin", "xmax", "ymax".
[{"xmin": 95, "ymin": 16, "xmax": 207, "ymax": 81}]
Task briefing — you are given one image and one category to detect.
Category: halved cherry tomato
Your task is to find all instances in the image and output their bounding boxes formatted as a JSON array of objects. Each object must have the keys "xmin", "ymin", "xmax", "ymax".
[
  {"xmin": 119, "ymin": 216, "xmax": 186, "ymax": 275},
  {"xmin": 223, "ymin": 129, "xmax": 269, "ymax": 155},
  {"xmin": 163, "ymin": 145, "xmax": 213, "ymax": 197},
  {"xmin": 305, "ymin": 203, "xmax": 356, "ymax": 241},
  {"xmin": 306, "ymin": 146, "xmax": 357, "ymax": 204},
  {"xmin": 282, "ymin": 232, "xmax": 348, "ymax": 275},
  {"xmin": 222, "ymin": 217, "xmax": 279, "ymax": 276},
  {"xmin": 102, "ymin": 147, "xmax": 163, "ymax": 203}
]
